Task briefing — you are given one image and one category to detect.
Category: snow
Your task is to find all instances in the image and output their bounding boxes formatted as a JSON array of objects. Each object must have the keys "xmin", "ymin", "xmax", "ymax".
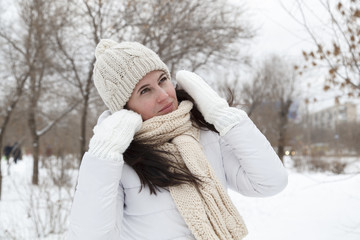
[
  {"xmin": 230, "ymin": 172, "xmax": 360, "ymax": 240},
  {"xmin": 1, "ymin": 155, "xmax": 360, "ymax": 239},
  {"xmin": 0, "ymin": 155, "xmax": 75, "ymax": 239}
]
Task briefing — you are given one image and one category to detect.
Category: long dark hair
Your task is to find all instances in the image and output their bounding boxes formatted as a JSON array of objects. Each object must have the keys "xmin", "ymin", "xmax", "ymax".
[{"xmin": 123, "ymin": 89, "xmax": 217, "ymax": 195}]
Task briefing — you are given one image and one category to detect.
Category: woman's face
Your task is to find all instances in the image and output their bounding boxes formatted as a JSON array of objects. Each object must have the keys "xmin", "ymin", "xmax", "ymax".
[{"xmin": 127, "ymin": 70, "xmax": 178, "ymax": 121}]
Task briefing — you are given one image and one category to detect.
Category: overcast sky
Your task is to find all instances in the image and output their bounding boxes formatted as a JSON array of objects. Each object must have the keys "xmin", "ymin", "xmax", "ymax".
[{"xmin": 242, "ymin": 0, "xmax": 328, "ymax": 57}]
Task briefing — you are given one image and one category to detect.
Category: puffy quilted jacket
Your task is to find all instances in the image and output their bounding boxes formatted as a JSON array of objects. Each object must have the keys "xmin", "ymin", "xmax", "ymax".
[{"xmin": 67, "ymin": 116, "xmax": 288, "ymax": 240}]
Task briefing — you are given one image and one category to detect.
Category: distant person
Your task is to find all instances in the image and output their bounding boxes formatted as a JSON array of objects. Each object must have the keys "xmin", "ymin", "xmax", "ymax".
[
  {"xmin": 3, "ymin": 144, "xmax": 12, "ymax": 164},
  {"xmin": 68, "ymin": 39, "xmax": 288, "ymax": 239},
  {"xmin": 12, "ymin": 142, "xmax": 22, "ymax": 164}
]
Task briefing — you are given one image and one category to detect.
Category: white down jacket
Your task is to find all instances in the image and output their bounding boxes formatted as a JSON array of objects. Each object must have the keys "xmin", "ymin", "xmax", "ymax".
[{"xmin": 67, "ymin": 116, "xmax": 288, "ymax": 240}]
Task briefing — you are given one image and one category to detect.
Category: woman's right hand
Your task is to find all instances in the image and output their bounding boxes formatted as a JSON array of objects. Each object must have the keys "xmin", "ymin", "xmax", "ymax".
[{"xmin": 88, "ymin": 109, "xmax": 142, "ymax": 162}]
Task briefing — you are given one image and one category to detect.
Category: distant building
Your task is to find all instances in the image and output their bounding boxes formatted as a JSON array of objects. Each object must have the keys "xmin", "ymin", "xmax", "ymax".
[{"xmin": 310, "ymin": 102, "xmax": 357, "ymax": 129}]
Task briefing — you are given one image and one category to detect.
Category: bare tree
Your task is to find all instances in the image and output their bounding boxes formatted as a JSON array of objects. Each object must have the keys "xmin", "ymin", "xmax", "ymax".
[
  {"xmin": 240, "ymin": 70, "xmax": 271, "ymax": 117},
  {"xmin": 268, "ymin": 56, "xmax": 299, "ymax": 161},
  {"xmin": 0, "ymin": 1, "xmax": 33, "ymax": 198},
  {"xmin": 0, "ymin": 0, "xmax": 79, "ymax": 185},
  {"xmin": 0, "ymin": 17, "xmax": 33, "ymax": 197},
  {"xmin": 245, "ymin": 55, "xmax": 300, "ymax": 162},
  {"xmin": 53, "ymin": 0, "xmax": 135, "ymax": 163},
  {"xmin": 283, "ymin": 0, "xmax": 360, "ymax": 102},
  {"xmin": 124, "ymin": 0, "xmax": 253, "ymax": 73},
  {"xmin": 213, "ymin": 55, "xmax": 301, "ymax": 162},
  {"xmin": 55, "ymin": 0, "xmax": 254, "ymax": 163},
  {"xmin": 23, "ymin": 0, "xmax": 81, "ymax": 185}
]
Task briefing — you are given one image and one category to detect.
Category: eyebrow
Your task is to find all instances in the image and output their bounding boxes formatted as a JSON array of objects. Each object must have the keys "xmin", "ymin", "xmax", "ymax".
[
  {"xmin": 137, "ymin": 84, "xmax": 150, "ymax": 94},
  {"xmin": 136, "ymin": 73, "xmax": 166, "ymax": 94}
]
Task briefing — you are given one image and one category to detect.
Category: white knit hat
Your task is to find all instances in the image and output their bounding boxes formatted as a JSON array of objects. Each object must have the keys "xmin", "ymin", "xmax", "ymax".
[{"xmin": 93, "ymin": 39, "xmax": 171, "ymax": 113}]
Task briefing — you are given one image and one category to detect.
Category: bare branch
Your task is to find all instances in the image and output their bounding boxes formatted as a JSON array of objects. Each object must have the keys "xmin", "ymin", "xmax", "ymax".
[{"xmin": 37, "ymin": 100, "xmax": 81, "ymax": 137}]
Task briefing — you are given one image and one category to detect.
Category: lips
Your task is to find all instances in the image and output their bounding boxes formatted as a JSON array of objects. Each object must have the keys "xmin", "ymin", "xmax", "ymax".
[{"xmin": 159, "ymin": 102, "xmax": 174, "ymax": 114}]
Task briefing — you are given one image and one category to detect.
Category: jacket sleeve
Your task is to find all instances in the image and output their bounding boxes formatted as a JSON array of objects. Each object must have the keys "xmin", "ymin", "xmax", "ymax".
[
  {"xmin": 67, "ymin": 152, "xmax": 124, "ymax": 240},
  {"xmin": 220, "ymin": 115, "xmax": 288, "ymax": 197}
]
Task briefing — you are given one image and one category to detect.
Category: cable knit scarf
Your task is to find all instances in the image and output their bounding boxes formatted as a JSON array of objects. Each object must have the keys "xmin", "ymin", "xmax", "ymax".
[{"xmin": 134, "ymin": 101, "xmax": 248, "ymax": 240}]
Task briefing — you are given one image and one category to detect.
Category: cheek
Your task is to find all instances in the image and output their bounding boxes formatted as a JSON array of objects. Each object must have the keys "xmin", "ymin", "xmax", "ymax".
[
  {"xmin": 169, "ymin": 89, "xmax": 176, "ymax": 99},
  {"xmin": 167, "ymin": 87, "xmax": 178, "ymax": 107},
  {"xmin": 140, "ymin": 102, "xmax": 156, "ymax": 120},
  {"xmin": 129, "ymin": 99, "xmax": 157, "ymax": 121}
]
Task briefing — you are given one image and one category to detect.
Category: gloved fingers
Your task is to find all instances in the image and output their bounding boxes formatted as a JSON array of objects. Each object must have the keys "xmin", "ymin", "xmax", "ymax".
[
  {"xmin": 176, "ymin": 70, "xmax": 220, "ymax": 98},
  {"xmin": 89, "ymin": 109, "xmax": 142, "ymax": 158},
  {"xmin": 94, "ymin": 109, "xmax": 142, "ymax": 135}
]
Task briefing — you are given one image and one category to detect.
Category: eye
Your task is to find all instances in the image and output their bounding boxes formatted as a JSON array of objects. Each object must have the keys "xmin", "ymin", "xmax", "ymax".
[
  {"xmin": 140, "ymin": 88, "xmax": 150, "ymax": 95},
  {"xmin": 159, "ymin": 76, "xmax": 168, "ymax": 84}
]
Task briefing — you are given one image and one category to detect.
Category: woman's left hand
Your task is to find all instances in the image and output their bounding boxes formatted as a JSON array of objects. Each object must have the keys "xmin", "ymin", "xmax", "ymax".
[{"xmin": 176, "ymin": 70, "xmax": 247, "ymax": 136}]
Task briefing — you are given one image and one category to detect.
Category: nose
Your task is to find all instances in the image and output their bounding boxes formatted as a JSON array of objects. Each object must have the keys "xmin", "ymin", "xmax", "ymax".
[{"xmin": 156, "ymin": 87, "xmax": 169, "ymax": 103}]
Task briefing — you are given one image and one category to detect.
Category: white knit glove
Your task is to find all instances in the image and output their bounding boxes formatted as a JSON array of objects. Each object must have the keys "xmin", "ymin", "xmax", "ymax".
[
  {"xmin": 88, "ymin": 109, "xmax": 142, "ymax": 161},
  {"xmin": 176, "ymin": 70, "xmax": 247, "ymax": 136}
]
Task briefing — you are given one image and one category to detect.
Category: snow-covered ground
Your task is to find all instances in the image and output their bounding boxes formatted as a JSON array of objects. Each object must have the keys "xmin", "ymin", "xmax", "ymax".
[{"xmin": 1, "ymin": 155, "xmax": 360, "ymax": 240}]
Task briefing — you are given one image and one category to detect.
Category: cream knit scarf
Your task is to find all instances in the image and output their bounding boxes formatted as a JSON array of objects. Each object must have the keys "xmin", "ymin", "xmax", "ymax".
[{"xmin": 134, "ymin": 101, "xmax": 248, "ymax": 240}]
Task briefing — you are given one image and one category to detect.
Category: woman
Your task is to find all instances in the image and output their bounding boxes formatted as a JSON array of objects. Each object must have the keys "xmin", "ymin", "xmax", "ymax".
[{"xmin": 67, "ymin": 39, "xmax": 288, "ymax": 240}]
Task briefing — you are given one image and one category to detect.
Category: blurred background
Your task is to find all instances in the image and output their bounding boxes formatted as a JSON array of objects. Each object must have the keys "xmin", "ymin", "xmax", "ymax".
[{"xmin": 0, "ymin": 0, "xmax": 359, "ymax": 239}]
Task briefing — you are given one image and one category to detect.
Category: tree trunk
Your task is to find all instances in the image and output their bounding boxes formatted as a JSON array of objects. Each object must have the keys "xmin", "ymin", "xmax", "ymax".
[
  {"xmin": 0, "ymin": 129, "xmax": 7, "ymax": 200},
  {"xmin": 79, "ymin": 58, "xmax": 95, "ymax": 165},
  {"xmin": 28, "ymin": 67, "xmax": 41, "ymax": 185},
  {"xmin": 31, "ymin": 136, "xmax": 40, "ymax": 185},
  {"xmin": 277, "ymin": 109, "xmax": 286, "ymax": 163},
  {"xmin": 0, "ymin": 126, "xmax": 7, "ymax": 200},
  {"xmin": 0, "ymin": 79, "xmax": 27, "ymax": 199},
  {"xmin": 79, "ymin": 99, "xmax": 88, "ymax": 165},
  {"xmin": 277, "ymin": 100, "xmax": 292, "ymax": 163},
  {"xmin": 277, "ymin": 141, "xmax": 285, "ymax": 163},
  {"xmin": 0, "ymin": 147, "xmax": 2, "ymax": 200},
  {"xmin": 29, "ymin": 109, "xmax": 40, "ymax": 185}
]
